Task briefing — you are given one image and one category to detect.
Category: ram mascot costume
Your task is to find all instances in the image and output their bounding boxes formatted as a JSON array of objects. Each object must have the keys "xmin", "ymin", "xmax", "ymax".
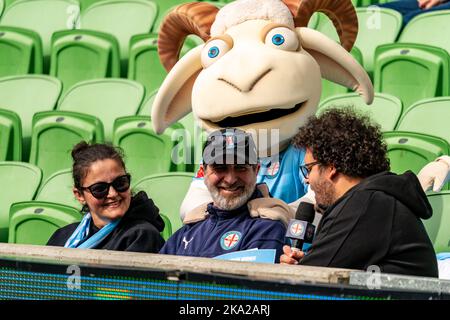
[{"xmin": 151, "ymin": 0, "xmax": 450, "ymax": 221}]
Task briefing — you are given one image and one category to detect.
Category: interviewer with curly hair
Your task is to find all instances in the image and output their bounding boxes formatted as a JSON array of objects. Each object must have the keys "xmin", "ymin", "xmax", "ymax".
[{"xmin": 281, "ymin": 108, "xmax": 438, "ymax": 278}]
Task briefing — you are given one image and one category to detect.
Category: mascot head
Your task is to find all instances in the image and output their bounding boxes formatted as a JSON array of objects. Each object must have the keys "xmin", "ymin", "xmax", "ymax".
[{"xmin": 152, "ymin": 0, "xmax": 373, "ymax": 156}]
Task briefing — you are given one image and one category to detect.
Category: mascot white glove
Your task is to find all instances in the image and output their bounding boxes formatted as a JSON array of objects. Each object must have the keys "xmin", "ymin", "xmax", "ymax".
[{"xmin": 417, "ymin": 155, "xmax": 450, "ymax": 192}]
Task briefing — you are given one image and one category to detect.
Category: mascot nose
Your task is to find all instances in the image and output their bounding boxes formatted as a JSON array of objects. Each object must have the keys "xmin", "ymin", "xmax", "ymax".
[{"xmin": 218, "ymin": 68, "xmax": 272, "ymax": 93}]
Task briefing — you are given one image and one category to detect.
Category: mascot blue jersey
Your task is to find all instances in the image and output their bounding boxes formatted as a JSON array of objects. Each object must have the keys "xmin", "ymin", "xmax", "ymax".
[
  {"xmin": 194, "ymin": 144, "xmax": 308, "ymax": 204},
  {"xmin": 256, "ymin": 144, "xmax": 308, "ymax": 203}
]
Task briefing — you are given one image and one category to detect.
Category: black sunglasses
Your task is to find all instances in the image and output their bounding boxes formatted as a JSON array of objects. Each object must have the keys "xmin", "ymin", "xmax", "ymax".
[
  {"xmin": 299, "ymin": 161, "xmax": 321, "ymax": 179},
  {"xmin": 80, "ymin": 174, "xmax": 131, "ymax": 199}
]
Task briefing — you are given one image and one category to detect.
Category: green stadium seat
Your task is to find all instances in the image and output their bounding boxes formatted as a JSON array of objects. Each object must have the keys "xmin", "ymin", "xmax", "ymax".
[
  {"xmin": 0, "ymin": 75, "xmax": 62, "ymax": 161},
  {"xmin": 35, "ymin": 168, "xmax": 80, "ymax": 209},
  {"xmin": 0, "ymin": 26, "xmax": 43, "ymax": 76},
  {"xmin": 318, "ymin": 92, "xmax": 403, "ymax": 131},
  {"xmin": 57, "ymin": 78, "xmax": 144, "ymax": 141},
  {"xmin": 311, "ymin": 8, "xmax": 402, "ymax": 77},
  {"xmin": 128, "ymin": 33, "xmax": 166, "ymax": 97},
  {"xmin": 128, "ymin": 33, "xmax": 204, "ymax": 97},
  {"xmin": 50, "ymin": 30, "xmax": 120, "ymax": 94},
  {"xmin": 354, "ymin": 7, "xmax": 402, "ymax": 76},
  {"xmin": 0, "ymin": 0, "xmax": 80, "ymax": 72},
  {"xmin": 0, "ymin": 161, "xmax": 41, "ymax": 242},
  {"xmin": 0, "ymin": 108, "xmax": 21, "ymax": 161},
  {"xmin": 113, "ymin": 116, "xmax": 187, "ymax": 182},
  {"xmin": 80, "ymin": 0, "xmax": 157, "ymax": 75},
  {"xmin": 374, "ymin": 43, "xmax": 450, "ymax": 110},
  {"xmin": 395, "ymin": 97, "xmax": 450, "ymax": 145},
  {"xmin": 29, "ymin": 110, "xmax": 104, "ymax": 181},
  {"xmin": 159, "ymin": 213, "xmax": 172, "ymax": 241},
  {"xmin": 399, "ymin": 10, "xmax": 450, "ymax": 55},
  {"xmin": 8, "ymin": 201, "xmax": 81, "ymax": 245},
  {"xmin": 383, "ymin": 131, "xmax": 450, "ymax": 183},
  {"xmin": 137, "ymin": 88, "xmax": 158, "ymax": 115},
  {"xmin": 0, "ymin": 0, "xmax": 4, "ymax": 17},
  {"xmin": 425, "ymin": 191, "xmax": 450, "ymax": 253},
  {"xmin": 133, "ymin": 172, "xmax": 193, "ymax": 233}
]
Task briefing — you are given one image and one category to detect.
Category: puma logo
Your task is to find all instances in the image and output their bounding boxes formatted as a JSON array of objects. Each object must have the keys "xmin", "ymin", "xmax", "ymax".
[{"xmin": 182, "ymin": 236, "xmax": 194, "ymax": 250}]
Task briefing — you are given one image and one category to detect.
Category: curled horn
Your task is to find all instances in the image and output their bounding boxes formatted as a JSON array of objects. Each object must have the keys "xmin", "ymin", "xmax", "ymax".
[
  {"xmin": 282, "ymin": 0, "xmax": 358, "ymax": 51},
  {"xmin": 158, "ymin": 2, "xmax": 219, "ymax": 71}
]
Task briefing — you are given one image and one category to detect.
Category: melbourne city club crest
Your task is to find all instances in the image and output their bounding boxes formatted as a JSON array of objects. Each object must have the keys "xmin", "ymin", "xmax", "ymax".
[
  {"xmin": 220, "ymin": 231, "xmax": 242, "ymax": 250},
  {"xmin": 290, "ymin": 222, "xmax": 304, "ymax": 237}
]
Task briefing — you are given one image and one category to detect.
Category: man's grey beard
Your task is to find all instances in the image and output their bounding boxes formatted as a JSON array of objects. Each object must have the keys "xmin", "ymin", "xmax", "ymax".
[{"xmin": 208, "ymin": 184, "xmax": 256, "ymax": 211}]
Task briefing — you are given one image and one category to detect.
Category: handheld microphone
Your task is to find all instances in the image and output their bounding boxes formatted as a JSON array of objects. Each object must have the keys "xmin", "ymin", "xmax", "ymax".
[{"xmin": 285, "ymin": 202, "xmax": 316, "ymax": 252}]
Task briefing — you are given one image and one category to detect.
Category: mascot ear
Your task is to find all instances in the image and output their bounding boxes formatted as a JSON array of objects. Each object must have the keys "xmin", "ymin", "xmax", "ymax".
[
  {"xmin": 151, "ymin": 45, "xmax": 203, "ymax": 134},
  {"xmin": 298, "ymin": 27, "xmax": 374, "ymax": 104}
]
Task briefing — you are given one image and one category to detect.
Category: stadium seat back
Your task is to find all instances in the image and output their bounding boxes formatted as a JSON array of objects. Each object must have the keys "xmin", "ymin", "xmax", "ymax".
[
  {"xmin": 0, "ymin": 108, "xmax": 21, "ymax": 161},
  {"xmin": 8, "ymin": 201, "xmax": 81, "ymax": 245},
  {"xmin": 396, "ymin": 97, "xmax": 450, "ymax": 145},
  {"xmin": 425, "ymin": 191, "xmax": 450, "ymax": 253},
  {"xmin": 50, "ymin": 30, "xmax": 120, "ymax": 94},
  {"xmin": 0, "ymin": 26, "xmax": 43, "ymax": 76},
  {"xmin": 81, "ymin": 0, "xmax": 157, "ymax": 73},
  {"xmin": 35, "ymin": 168, "xmax": 80, "ymax": 209},
  {"xmin": 319, "ymin": 92, "xmax": 403, "ymax": 131},
  {"xmin": 128, "ymin": 33, "xmax": 166, "ymax": 96},
  {"xmin": 29, "ymin": 110, "xmax": 104, "ymax": 181},
  {"xmin": 128, "ymin": 33, "xmax": 203, "ymax": 96},
  {"xmin": 0, "ymin": 161, "xmax": 41, "ymax": 242},
  {"xmin": 383, "ymin": 131, "xmax": 450, "ymax": 183},
  {"xmin": 113, "ymin": 116, "xmax": 187, "ymax": 182},
  {"xmin": 374, "ymin": 43, "xmax": 450, "ymax": 110},
  {"xmin": 0, "ymin": 0, "xmax": 80, "ymax": 71},
  {"xmin": 57, "ymin": 78, "xmax": 144, "ymax": 141},
  {"xmin": 0, "ymin": 75, "xmax": 62, "ymax": 160},
  {"xmin": 354, "ymin": 7, "xmax": 402, "ymax": 75},
  {"xmin": 137, "ymin": 88, "xmax": 158, "ymax": 116},
  {"xmin": 133, "ymin": 172, "xmax": 193, "ymax": 232},
  {"xmin": 400, "ymin": 10, "xmax": 450, "ymax": 55}
]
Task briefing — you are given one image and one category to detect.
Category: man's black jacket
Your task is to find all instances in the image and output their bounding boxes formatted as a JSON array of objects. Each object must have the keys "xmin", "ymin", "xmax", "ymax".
[{"xmin": 300, "ymin": 171, "xmax": 439, "ymax": 278}]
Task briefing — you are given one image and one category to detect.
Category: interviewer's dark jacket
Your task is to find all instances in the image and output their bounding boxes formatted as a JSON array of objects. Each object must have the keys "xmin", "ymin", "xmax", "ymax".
[
  {"xmin": 47, "ymin": 191, "xmax": 165, "ymax": 253},
  {"xmin": 300, "ymin": 171, "xmax": 438, "ymax": 278}
]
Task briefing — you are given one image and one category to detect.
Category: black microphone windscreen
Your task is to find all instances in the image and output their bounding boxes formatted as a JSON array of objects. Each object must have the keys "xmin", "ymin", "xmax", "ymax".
[{"xmin": 295, "ymin": 202, "xmax": 315, "ymax": 223}]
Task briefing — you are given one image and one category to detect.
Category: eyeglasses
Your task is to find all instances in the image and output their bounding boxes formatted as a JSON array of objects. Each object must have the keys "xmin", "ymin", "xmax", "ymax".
[
  {"xmin": 80, "ymin": 174, "xmax": 131, "ymax": 199},
  {"xmin": 299, "ymin": 161, "xmax": 320, "ymax": 179}
]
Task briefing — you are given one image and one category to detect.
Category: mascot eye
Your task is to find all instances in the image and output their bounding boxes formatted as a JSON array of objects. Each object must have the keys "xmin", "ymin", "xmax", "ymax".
[
  {"xmin": 265, "ymin": 27, "xmax": 299, "ymax": 51},
  {"xmin": 208, "ymin": 46, "xmax": 220, "ymax": 58},
  {"xmin": 272, "ymin": 34, "xmax": 285, "ymax": 46},
  {"xmin": 201, "ymin": 39, "xmax": 231, "ymax": 68}
]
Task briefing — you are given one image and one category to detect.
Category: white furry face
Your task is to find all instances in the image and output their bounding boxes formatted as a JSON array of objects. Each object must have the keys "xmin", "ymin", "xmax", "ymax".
[{"xmin": 192, "ymin": 20, "xmax": 322, "ymax": 155}]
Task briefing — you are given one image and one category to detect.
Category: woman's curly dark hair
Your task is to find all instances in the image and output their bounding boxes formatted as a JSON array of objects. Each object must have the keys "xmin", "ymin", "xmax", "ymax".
[{"xmin": 292, "ymin": 108, "xmax": 390, "ymax": 178}]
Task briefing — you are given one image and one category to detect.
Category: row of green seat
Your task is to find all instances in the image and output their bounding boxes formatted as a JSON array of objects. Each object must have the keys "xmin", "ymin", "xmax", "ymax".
[
  {"xmin": 2, "ymin": 160, "xmax": 449, "ymax": 255},
  {"xmin": 2, "ymin": 1, "xmax": 449, "ymax": 110},
  {"xmin": 1, "ymin": 75, "xmax": 449, "ymax": 186},
  {"xmin": 313, "ymin": 8, "xmax": 450, "ymax": 109},
  {"xmin": 319, "ymin": 93, "xmax": 450, "ymax": 145},
  {"xmin": 0, "ymin": 160, "xmax": 193, "ymax": 243},
  {"xmin": 319, "ymin": 93, "xmax": 450, "ymax": 184},
  {"xmin": 0, "ymin": 75, "xmax": 201, "ymax": 174}
]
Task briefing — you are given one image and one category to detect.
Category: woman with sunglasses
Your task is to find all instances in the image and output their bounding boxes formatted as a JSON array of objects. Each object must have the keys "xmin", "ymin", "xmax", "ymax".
[{"xmin": 47, "ymin": 141, "xmax": 165, "ymax": 252}]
